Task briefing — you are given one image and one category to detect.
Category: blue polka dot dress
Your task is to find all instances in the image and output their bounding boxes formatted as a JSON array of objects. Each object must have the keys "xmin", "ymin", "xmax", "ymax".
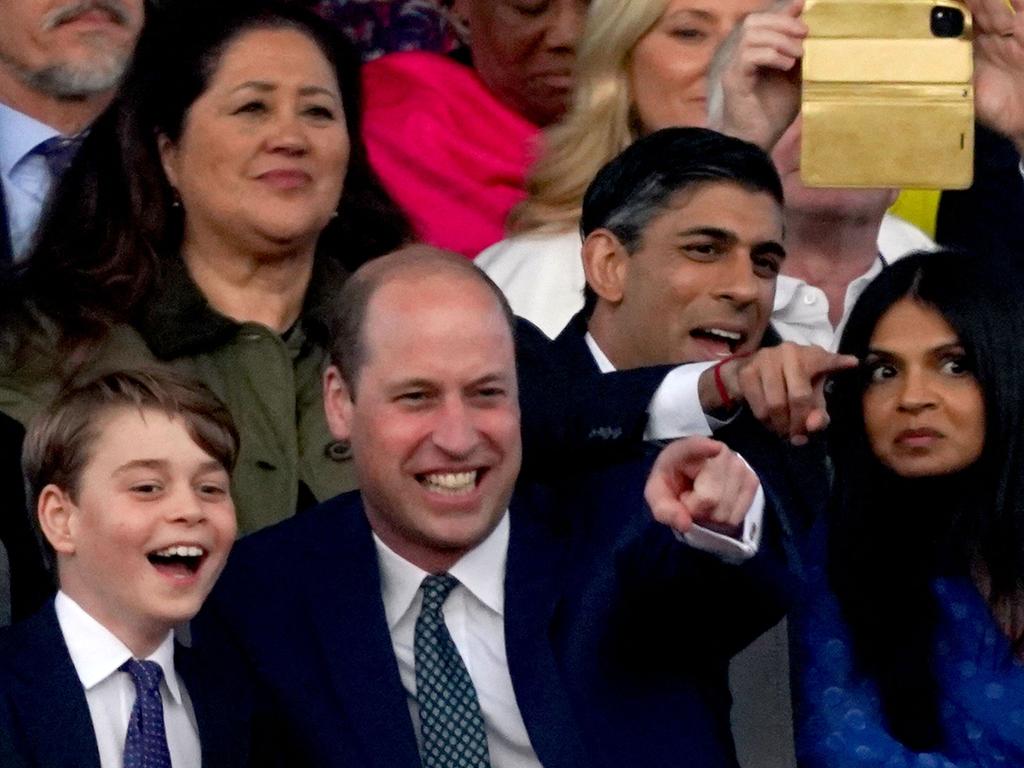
[{"xmin": 792, "ymin": 551, "xmax": 1024, "ymax": 767}]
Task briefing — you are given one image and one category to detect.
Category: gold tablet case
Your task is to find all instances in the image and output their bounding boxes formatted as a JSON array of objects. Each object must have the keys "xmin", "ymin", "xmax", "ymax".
[{"xmin": 800, "ymin": 0, "xmax": 973, "ymax": 189}]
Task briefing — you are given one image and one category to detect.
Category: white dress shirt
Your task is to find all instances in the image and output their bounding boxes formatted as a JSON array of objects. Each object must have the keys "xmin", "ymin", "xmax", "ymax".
[
  {"xmin": 54, "ymin": 591, "xmax": 201, "ymax": 768},
  {"xmin": 585, "ymin": 332, "xmax": 764, "ymax": 563},
  {"xmin": 771, "ymin": 213, "xmax": 936, "ymax": 350},
  {"xmin": 0, "ymin": 103, "xmax": 61, "ymax": 261},
  {"xmin": 374, "ymin": 514, "xmax": 542, "ymax": 768}
]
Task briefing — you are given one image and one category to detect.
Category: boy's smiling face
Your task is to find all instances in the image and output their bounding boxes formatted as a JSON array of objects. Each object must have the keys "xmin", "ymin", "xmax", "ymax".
[{"xmin": 43, "ymin": 406, "xmax": 236, "ymax": 656}]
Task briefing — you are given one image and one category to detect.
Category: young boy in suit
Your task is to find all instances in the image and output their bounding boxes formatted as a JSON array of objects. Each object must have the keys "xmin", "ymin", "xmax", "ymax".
[{"xmin": 0, "ymin": 368, "xmax": 244, "ymax": 768}]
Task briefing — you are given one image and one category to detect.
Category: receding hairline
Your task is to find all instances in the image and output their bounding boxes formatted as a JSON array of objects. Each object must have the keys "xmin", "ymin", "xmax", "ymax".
[
  {"xmin": 353, "ymin": 244, "xmax": 489, "ymax": 287},
  {"xmin": 330, "ymin": 245, "xmax": 517, "ymax": 388}
]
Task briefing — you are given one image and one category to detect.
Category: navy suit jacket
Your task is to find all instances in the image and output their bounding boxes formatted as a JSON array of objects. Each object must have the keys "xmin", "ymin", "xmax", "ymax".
[
  {"xmin": 515, "ymin": 317, "xmax": 675, "ymax": 477},
  {"xmin": 194, "ymin": 458, "xmax": 793, "ymax": 768},
  {"xmin": 551, "ymin": 311, "xmax": 829, "ymax": 549},
  {"xmin": 0, "ymin": 600, "xmax": 249, "ymax": 768}
]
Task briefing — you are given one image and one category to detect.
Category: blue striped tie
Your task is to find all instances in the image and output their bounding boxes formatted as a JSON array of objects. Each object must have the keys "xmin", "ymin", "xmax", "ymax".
[
  {"xmin": 120, "ymin": 659, "xmax": 172, "ymax": 768},
  {"xmin": 415, "ymin": 574, "xmax": 492, "ymax": 768}
]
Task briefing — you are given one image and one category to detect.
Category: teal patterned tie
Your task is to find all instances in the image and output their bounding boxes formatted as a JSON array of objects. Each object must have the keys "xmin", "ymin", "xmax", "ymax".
[{"xmin": 414, "ymin": 574, "xmax": 492, "ymax": 768}]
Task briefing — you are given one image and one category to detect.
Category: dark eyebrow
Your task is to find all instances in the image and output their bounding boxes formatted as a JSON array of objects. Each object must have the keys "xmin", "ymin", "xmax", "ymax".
[
  {"xmin": 865, "ymin": 341, "xmax": 963, "ymax": 361},
  {"xmin": 676, "ymin": 226, "xmax": 733, "ymax": 240},
  {"xmin": 676, "ymin": 227, "xmax": 787, "ymax": 260},
  {"xmin": 230, "ymin": 81, "xmax": 340, "ymax": 101}
]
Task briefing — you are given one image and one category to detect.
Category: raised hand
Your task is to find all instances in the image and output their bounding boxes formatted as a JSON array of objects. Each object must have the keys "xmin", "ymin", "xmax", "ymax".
[
  {"xmin": 708, "ymin": 0, "xmax": 807, "ymax": 150},
  {"xmin": 966, "ymin": 0, "xmax": 1024, "ymax": 153},
  {"xmin": 699, "ymin": 342, "xmax": 859, "ymax": 444},
  {"xmin": 645, "ymin": 437, "xmax": 761, "ymax": 538}
]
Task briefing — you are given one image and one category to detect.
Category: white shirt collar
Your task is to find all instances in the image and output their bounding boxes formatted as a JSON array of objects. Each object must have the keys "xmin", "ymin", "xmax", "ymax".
[
  {"xmin": 0, "ymin": 102, "xmax": 59, "ymax": 178},
  {"xmin": 373, "ymin": 511, "xmax": 510, "ymax": 630},
  {"xmin": 54, "ymin": 591, "xmax": 183, "ymax": 704},
  {"xmin": 584, "ymin": 331, "xmax": 616, "ymax": 373},
  {"xmin": 773, "ymin": 255, "xmax": 885, "ymax": 316}
]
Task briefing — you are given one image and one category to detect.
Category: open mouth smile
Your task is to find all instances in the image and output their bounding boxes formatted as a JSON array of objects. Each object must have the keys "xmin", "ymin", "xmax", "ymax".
[
  {"xmin": 690, "ymin": 327, "xmax": 746, "ymax": 355},
  {"xmin": 146, "ymin": 544, "xmax": 208, "ymax": 578},
  {"xmin": 417, "ymin": 470, "xmax": 483, "ymax": 496}
]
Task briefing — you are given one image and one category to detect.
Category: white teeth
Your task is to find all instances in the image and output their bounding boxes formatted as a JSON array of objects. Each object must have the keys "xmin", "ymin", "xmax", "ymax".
[
  {"xmin": 421, "ymin": 471, "xmax": 477, "ymax": 495},
  {"xmin": 703, "ymin": 328, "xmax": 742, "ymax": 341},
  {"xmin": 152, "ymin": 545, "xmax": 205, "ymax": 558}
]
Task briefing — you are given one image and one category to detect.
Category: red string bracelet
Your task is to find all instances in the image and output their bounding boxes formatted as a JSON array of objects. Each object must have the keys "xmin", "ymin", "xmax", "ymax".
[{"xmin": 712, "ymin": 353, "xmax": 749, "ymax": 411}]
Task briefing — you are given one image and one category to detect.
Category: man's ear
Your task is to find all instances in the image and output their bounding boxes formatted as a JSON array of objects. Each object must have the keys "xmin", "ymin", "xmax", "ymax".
[
  {"xmin": 582, "ymin": 229, "xmax": 629, "ymax": 306},
  {"xmin": 37, "ymin": 485, "xmax": 77, "ymax": 556},
  {"xmin": 323, "ymin": 365, "xmax": 356, "ymax": 441}
]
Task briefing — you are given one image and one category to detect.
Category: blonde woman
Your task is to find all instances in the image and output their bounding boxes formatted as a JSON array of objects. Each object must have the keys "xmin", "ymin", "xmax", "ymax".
[{"xmin": 477, "ymin": 0, "xmax": 769, "ymax": 338}]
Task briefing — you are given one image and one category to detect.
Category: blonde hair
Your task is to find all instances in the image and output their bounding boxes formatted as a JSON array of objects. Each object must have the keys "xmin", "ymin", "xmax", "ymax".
[{"xmin": 508, "ymin": 0, "xmax": 670, "ymax": 235}]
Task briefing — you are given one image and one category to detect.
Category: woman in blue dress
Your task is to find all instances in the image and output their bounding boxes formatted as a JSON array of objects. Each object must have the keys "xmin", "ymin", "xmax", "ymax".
[{"xmin": 793, "ymin": 249, "xmax": 1024, "ymax": 767}]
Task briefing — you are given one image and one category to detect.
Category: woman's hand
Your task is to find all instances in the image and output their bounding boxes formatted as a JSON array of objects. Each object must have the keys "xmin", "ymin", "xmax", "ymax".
[
  {"xmin": 708, "ymin": 0, "xmax": 807, "ymax": 151},
  {"xmin": 966, "ymin": 0, "xmax": 1024, "ymax": 155}
]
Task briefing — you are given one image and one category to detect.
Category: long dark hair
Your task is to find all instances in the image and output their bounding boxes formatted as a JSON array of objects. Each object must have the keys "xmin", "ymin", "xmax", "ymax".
[
  {"xmin": 9, "ymin": 0, "xmax": 411, "ymax": 346},
  {"xmin": 826, "ymin": 249, "xmax": 1024, "ymax": 749}
]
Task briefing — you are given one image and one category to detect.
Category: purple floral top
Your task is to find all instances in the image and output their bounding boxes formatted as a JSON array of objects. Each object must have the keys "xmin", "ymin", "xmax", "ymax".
[{"xmin": 306, "ymin": 0, "xmax": 463, "ymax": 61}]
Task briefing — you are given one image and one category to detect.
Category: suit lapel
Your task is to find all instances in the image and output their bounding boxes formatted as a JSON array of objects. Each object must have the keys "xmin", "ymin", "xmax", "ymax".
[
  {"xmin": 304, "ymin": 498, "xmax": 422, "ymax": 768},
  {"xmin": 0, "ymin": 188, "xmax": 12, "ymax": 265},
  {"xmin": 504, "ymin": 486, "xmax": 592, "ymax": 768},
  {"xmin": 9, "ymin": 603, "xmax": 101, "ymax": 768}
]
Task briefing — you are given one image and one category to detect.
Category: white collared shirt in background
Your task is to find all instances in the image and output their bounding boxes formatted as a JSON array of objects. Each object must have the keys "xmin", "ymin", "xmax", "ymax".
[
  {"xmin": 0, "ymin": 103, "xmax": 61, "ymax": 261},
  {"xmin": 54, "ymin": 591, "xmax": 200, "ymax": 768},
  {"xmin": 374, "ymin": 513, "xmax": 541, "ymax": 768},
  {"xmin": 772, "ymin": 213, "xmax": 935, "ymax": 350}
]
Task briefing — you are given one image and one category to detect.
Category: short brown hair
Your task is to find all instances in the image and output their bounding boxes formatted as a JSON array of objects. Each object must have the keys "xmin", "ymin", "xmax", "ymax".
[{"xmin": 23, "ymin": 368, "xmax": 240, "ymax": 565}]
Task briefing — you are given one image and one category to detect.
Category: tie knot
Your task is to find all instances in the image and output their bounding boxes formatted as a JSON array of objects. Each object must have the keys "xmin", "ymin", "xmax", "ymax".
[
  {"xmin": 120, "ymin": 658, "xmax": 164, "ymax": 695},
  {"xmin": 421, "ymin": 573, "xmax": 459, "ymax": 612},
  {"xmin": 32, "ymin": 134, "xmax": 84, "ymax": 177}
]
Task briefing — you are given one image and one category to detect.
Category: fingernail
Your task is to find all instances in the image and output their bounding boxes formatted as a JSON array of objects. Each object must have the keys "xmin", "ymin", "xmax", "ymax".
[{"xmin": 791, "ymin": 434, "xmax": 808, "ymax": 446}]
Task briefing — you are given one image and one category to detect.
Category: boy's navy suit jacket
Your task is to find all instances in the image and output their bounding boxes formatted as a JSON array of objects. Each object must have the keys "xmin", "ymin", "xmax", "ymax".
[
  {"xmin": 193, "ymin": 457, "xmax": 794, "ymax": 768},
  {"xmin": 0, "ymin": 599, "xmax": 249, "ymax": 767}
]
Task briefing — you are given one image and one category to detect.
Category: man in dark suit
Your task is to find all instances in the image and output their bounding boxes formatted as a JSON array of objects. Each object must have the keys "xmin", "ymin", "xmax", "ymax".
[
  {"xmin": 559, "ymin": 126, "xmax": 860, "ymax": 768},
  {"xmin": 194, "ymin": 247, "xmax": 793, "ymax": 768},
  {"xmin": 559, "ymin": 126, "xmax": 858, "ymax": 532},
  {"xmin": 0, "ymin": 0, "xmax": 144, "ymax": 263}
]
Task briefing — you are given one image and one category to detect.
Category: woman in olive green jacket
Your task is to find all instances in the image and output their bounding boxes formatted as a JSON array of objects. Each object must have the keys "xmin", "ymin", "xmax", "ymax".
[{"xmin": 0, "ymin": 1, "xmax": 411, "ymax": 535}]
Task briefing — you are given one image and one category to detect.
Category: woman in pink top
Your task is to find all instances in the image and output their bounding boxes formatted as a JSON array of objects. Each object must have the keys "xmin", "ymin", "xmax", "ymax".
[{"xmin": 361, "ymin": 0, "xmax": 586, "ymax": 257}]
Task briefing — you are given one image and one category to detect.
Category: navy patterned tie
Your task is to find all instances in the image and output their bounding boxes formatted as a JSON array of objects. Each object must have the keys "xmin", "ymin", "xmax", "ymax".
[
  {"xmin": 32, "ymin": 134, "xmax": 83, "ymax": 179},
  {"xmin": 414, "ymin": 574, "xmax": 492, "ymax": 768},
  {"xmin": 120, "ymin": 659, "xmax": 172, "ymax": 768}
]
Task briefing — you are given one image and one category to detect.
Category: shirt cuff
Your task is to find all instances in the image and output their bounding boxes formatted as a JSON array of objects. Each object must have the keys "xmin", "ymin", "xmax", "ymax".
[
  {"xmin": 673, "ymin": 475, "xmax": 765, "ymax": 564},
  {"xmin": 644, "ymin": 361, "xmax": 730, "ymax": 440}
]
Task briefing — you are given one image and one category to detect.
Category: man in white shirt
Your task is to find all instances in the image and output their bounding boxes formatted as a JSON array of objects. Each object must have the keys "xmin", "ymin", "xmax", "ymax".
[
  {"xmin": 194, "ymin": 247, "xmax": 793, "ymax": 768},
  {"xmin": 0, "ymin": 0, "xmax": 144, "ymax": 262},
  {"xmin": 0, "ymin": 369, "xmax": 245, "ymax": 767}
]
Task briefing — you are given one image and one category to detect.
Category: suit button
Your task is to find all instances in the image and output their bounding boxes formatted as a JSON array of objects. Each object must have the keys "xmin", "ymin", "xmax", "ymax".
[{"xmin": 325, "ymin": 440, "xmax": 352, "ymax": 461}]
